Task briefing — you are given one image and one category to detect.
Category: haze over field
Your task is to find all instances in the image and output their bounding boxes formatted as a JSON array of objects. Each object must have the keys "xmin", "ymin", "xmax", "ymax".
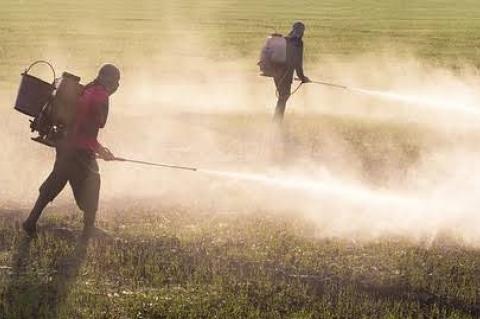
[
  {"xmin": 2, "ymin": 0, "xmax": 480, "ymax": 244},
  {"xmin": 3, "ymin": 1, "xmax": 480, "ymax": 318}
]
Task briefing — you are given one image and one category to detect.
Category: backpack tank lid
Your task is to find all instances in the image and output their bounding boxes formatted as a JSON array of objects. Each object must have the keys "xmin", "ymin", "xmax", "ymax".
[
  {"xmin": 50, "ymin": 71, "xmax": 83, "ymax": 126},
  {"xmin": 60, "ymin": 72, "xmax": 80, "ymax": 82}
]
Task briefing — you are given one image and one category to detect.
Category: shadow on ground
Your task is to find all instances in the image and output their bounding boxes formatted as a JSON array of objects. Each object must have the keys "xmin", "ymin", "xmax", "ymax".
[{"xmin": 1, "ymin": 228, "xmax": 91, "ymax": 319}]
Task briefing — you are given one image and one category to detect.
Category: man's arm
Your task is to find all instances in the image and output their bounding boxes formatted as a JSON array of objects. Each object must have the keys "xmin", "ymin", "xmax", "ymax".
[
  {"xmin": 295, "ymin": 43, "xmax": 310, "ymax": 83},
  {"xmin": 93, "ymin": 96, "xmax": 115, "ymax": 160},
  {"xmin": 97, "ymin": 144, "xmax": 115, "ymax": 160},
  {"xmin": 97, "ymin": 101, "xmax": 109, "ymax": 128}
]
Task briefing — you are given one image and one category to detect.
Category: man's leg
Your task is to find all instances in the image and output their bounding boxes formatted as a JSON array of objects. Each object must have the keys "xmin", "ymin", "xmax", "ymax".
[
  {"xmin": 274, "ymin": 94, "xmax": 289, "ymax": 121},
  {"xmin": 23, "ymin": 170, "xmax": 68, "ymax": 236},
  {"xmin": 22, "ymin": 193, "xmax": 50, "ymax": 235},
  {"xmin": 82, "ymin": 210, "xmax": 96, "ymax": 236},
  {"xmin": 273, "ymin": 70, "xmax": 292, "ymax": 122},
  {"xmin": 72, "ymin": 179, "xmax": 100, "ymax": 234},
  {"xmin": 70, "ymin": 154, "xmax": 101, "ymax": 235},
  {"xmin": 23, "ymin": 149, "xmax": 70, "ymax": 236}
]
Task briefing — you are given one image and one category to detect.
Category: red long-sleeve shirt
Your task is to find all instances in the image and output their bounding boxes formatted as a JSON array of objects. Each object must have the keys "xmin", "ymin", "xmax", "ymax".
[{"xmin": 69, "ymin": 84, "xmax": 109, "ymax": 153}]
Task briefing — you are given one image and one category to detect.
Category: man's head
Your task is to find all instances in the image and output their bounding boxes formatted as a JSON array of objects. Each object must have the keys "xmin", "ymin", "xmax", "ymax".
[
  {"xmin": 289, "ymin": 21, "xmax": 305, "ymax": 39},
  {"xmin": 97, "ymin": 64, "xmax": 120, "ymax": 95}
]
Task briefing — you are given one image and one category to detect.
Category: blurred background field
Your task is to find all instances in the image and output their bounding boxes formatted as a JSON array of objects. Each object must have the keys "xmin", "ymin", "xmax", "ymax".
[{"xmin": 2, "ymin": 0, "xmax": 480, "ymax": 83}]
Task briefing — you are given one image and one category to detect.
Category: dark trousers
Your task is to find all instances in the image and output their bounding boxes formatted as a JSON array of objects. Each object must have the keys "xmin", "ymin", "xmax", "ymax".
[
  {"xmin": 25, "ymin": 147, "xmax": 101, "ymax": 228},
  {"xmin": 273, "ymin": 66, "xmax": 293, "ymax": 121}
]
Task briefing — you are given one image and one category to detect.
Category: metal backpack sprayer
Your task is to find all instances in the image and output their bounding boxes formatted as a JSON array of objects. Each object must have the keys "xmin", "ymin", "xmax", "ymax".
[
  {"xmin": 14, "ymin": 60, "xmax": 84, "ymax": 147},
  {"xmin": 13, "ymin": 61, "xmax": 199, "ymax": 172},
  {"xmin": 258, "ymin": 33, "xmax": 287, "ymax": 77}
]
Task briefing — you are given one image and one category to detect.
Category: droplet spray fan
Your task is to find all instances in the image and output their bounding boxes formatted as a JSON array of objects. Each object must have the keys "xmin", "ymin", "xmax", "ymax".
[{"xmin": 297, "ymin": 78, "xmax": 480, "ymax": 115}]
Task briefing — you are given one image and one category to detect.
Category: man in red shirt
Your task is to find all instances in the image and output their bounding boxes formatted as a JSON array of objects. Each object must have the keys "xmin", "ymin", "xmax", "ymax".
[{"xmin": 22, "ymin": 64, "xmax": 120, "ymax": 237}]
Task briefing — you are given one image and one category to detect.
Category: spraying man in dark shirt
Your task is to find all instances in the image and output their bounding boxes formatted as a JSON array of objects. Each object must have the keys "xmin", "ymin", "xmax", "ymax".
[
  {"xmin": 273, "ymin": 22, "xmax": 310, "ymax": 121},
  {"xmin": 22, "ymin": 64, "xmax": 120, "ymax": 237}
]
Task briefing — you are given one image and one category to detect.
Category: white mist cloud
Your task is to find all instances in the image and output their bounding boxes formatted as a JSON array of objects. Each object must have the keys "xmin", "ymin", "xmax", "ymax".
[{"xmin": 2, "ymin": 21, "xmax": 480, "ymax": 246}]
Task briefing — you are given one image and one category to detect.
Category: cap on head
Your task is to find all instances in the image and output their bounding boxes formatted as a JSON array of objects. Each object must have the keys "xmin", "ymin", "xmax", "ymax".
[
  {"xmin": 98, "ymin": 64, "xmax": 120, "ymax": 83},
  {"xmin": 97, "ymin": 64, "xmax": 120, "ymax": 94},
  {"xmin": 289, "ymin": 21, "xmax": 306, "ymax": 38}
]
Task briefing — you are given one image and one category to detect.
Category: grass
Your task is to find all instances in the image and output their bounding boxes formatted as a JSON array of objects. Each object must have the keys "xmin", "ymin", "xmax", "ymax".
[
  {"xmin": 2, "ymin": 0, "xmax": 480, "ymax": 83},
  {"xmin": 2, "ymin": 0, "xmax": 480, "ymax": 318},
  {"xmin": 0, "ymin": 208, "xmax": 479, "ymax": 318}
]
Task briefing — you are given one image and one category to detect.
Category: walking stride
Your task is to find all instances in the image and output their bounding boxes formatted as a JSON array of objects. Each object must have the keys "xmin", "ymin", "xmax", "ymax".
[
  {"xmin": 22, "ymin": 64, "xmax": 120, "ymax": 236},
  {"xmin": 258, "ymin": 21, "xmax": 310, "ymax": 121}
]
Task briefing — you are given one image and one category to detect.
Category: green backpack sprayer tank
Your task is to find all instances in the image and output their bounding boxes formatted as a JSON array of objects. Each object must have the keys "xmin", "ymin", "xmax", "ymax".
[{"xmin": 14, "ymin": 61, "xmax": 84, "ymax": 147}]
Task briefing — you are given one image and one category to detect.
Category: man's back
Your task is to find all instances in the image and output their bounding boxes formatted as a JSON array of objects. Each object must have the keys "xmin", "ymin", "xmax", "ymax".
[{"xmin": 69, "ymin": 84, "xmax": 109, "ymax": 153}]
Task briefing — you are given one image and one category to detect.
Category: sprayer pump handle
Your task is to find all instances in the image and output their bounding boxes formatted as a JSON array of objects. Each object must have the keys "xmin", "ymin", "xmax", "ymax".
[{"xmin": 24, "ymin": 60, "xmax": 56, "ymax": 84}]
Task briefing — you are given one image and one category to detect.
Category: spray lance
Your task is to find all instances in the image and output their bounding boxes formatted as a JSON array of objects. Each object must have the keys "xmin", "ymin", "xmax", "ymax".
[
  {"xmin": 111, "ymin": 156, "xmax": 197, "ymax": 172},
  {"xmin": 294, "ymin": 78, "xmax": 349, "ymax": 91}
]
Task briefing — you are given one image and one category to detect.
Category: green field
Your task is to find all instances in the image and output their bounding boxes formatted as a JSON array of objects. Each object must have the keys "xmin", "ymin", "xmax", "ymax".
[
  {"xmin": 2, "ymin": 0, "xmax": 480, "ymax": 318},
  {"xmin": 2, "ymin": 0, "xmax": 480, "ymax": 81},
  {"xmin": 0, "ymin": 208, "xmax": 479, "ymax": 318}
]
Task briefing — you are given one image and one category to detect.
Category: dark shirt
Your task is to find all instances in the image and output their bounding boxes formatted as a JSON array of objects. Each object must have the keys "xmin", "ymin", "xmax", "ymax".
[{"xmin": 286, "ymin": 36, "xmax": 306, "ymax": 81}]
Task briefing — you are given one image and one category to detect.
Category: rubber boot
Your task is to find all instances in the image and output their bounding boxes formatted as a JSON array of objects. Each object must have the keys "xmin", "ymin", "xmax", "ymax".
[{"xmin": 22, "ymin": 193, "xmax": 50, "ymax": 237}]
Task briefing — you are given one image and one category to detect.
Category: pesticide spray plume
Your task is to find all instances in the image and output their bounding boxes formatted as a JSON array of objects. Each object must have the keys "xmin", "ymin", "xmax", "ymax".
[
  {"xmin": 202, "ymin": 168, "xmax": 422, "ymax": 209},
  {"xmin": 104, "ymin": 156, "xmax": 438, "ymax": 222},
  {"xmin": 113, "ymin": 157, "xmax": 421, "ymax": 209},
  {"xmin": 112, "ymin": 155, "xmax": 409, "ymax": 211},
  {"xmin": 198, "ymin": 165, "xmax": 480, "ymax": 245},
  {"xmin": 303, "ymin": 79, "xmax": 480, "ymax": 117},
  {"xmin": 351, "ymin": 88, "xmax": 480, "ymax": 116},
  {"xmin": 5, "ymin": 18, "xmax": 480, "ymax": 246}
]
